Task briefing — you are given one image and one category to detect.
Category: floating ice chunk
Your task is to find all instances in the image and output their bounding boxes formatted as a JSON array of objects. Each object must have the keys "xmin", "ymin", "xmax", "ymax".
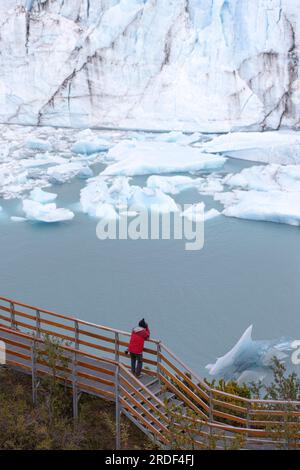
[
  {"xmin": 156, "ymin": 131, "xmax": 201, "ymax": 145},
  {"xmin": 47, "ymin": 162, "xmax": 93, "ymax": 183},
  {"xmin": 204, "ymin": 208, "xmax": 221, "ymax": 221},
  {"xmin": 181, "ymin": 203, "xmax": 205, "ymax": 221},
  {"xmin": 11, "ymin": 216, "xmax": 26, "ymax": 222},
  {"xmin": 129, "ymin": 187, "xmax": 179, "ymax": 213},
  {"xmin": 26, "ymin": 138, "xmax": 52, "ymax": 152},
  {"xmin": 216, "ymin": 190, "xmax": 300, "ymax": 226},
  {"xmin": 200, "ymin": 132, "xmax": 300, "ymax": 164},
  {"xmin": 29, "ymin": 188, "xmax": 57, "ymax": 203},
  {"xmin": 80, "ymin": 176, "xmax": 131, "ymax": 217},
  {"xmin": 80, "ymin": 175, "xmax": 178, "ymax": 216},
  {"xmin": 103, "ymin": 141, "xmax": 226, "ymax": 176},
  {"xmin": 147, "ymin": 175, "xmax": 223, "ymax": 196},
  {"xmin": 22, "ymin": 200, "xmax": 74, "ymax": 223},
  {"xmin": 224, "ymin": 164, "xmax": 300, "ymax": 192},
  {"xmin": 71, "ymin": 139, "xmax": 112, "ymax": 155},
  {"xmin": 95, "ymin": 203, "xmax": 119, "ymax": 220},
  {"xmin": 206, "ymin": 325, "xmax": 293, "ymax": 382},
  {"xmin": 198, "ymin": 177, "xmax": 223, "ymax": 195},
  {"xmin": 147, "ymin": 175, "xmax": 202, "ymax": 194}
]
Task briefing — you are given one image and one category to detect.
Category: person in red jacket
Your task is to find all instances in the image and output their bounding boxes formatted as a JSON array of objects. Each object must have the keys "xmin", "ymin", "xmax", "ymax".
[{"xmin": 127, "ymin": 319, "xmax": 150, "ymax": 377}]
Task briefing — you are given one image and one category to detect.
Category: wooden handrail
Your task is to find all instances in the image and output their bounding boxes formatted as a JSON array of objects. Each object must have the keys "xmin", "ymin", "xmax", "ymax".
[{"xmin": 1, "ymin": 296, "xmax": 300, "ymax": 450}]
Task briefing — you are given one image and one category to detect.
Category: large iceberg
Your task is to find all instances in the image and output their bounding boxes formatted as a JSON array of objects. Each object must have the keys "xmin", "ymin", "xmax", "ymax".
[
  {"xmin": 224, "ymin": 163, "xmax": 300, "ymax": 192},
  {"xmin": 200, "ymin": 132, "xmax": 300, "ymax": 164},
  {"xmin": 216, "ymin": 163, "xmax": 300, "ymax": 226},
  {"xmin": 206, "ymin": 325, "xmax": 293, "ymax": 383},
  {"xmin": 1, "ymin": 1, "xmax": 299, "ymax": 131},
  {"xmin": 216, "ymin": 189, "xmax": 300, "ymax": 226},
  {"xmin": 102, "ymin": 141, "xmax": 226, "ymax": 176}
]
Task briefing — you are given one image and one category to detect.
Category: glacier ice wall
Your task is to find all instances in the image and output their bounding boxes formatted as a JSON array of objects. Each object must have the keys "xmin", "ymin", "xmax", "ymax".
[{"xmin": 0, "ymin": 0, "xmax": 299, "ymax": 131}]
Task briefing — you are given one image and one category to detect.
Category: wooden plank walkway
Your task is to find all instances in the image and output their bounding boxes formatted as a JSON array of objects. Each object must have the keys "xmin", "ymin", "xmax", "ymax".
[{"xmin": 0, "ymin": 295, "xmax": 299, "ymax": 449}]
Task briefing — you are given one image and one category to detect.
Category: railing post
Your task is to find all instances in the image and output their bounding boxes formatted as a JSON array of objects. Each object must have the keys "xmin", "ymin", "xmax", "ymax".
[
  {"xmin": 157, "ymin": 341, "xmax": 162, "ymax": 381},
  {"xmin": 31, "ymin": 339, "xmax": 37, "ymax": 406},
  {"xmin": 209, "ymin": 389, "xmax": 213, "ymax": 422},
  {"xmin": 74, "ymin": 320, "xmax": 79, "ymax": 350},
  {"xmin": 10, "ymin": 302, "xmax": 16, "ymax": 329},
  {"xmin": 72, "ymin": 350, "xmax": 78, "ymax": 420},
  {"xmin": 115, "ymin": 332, "xmax": 119, "ymax": 363},
  {"xmin": 115, "ymin": 365, "xmax": 121, "ymax": 450},
  {"xmin": 36, "ymin": 310, "xmax": 41, "ymax": 338}
]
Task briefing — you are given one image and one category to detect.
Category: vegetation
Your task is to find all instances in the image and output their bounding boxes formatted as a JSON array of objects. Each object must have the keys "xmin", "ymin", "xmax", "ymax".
[{"xmin": 0, "ymin": 333, "xmax": 153, "ymax": 451}]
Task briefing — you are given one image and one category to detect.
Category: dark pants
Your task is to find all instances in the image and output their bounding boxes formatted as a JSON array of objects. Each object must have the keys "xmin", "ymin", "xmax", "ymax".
[{"xmin": 130, "ymin": 352, "xmax": 143, "ymax": 376}]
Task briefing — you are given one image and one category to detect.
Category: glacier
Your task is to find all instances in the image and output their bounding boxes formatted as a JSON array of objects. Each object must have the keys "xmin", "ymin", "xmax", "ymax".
[{"xmin": 0, "ymin": 0, "xmax": 299, "ymax": 132}]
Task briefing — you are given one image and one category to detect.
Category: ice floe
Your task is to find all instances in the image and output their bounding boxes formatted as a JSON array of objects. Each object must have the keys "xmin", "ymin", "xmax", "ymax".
[
  {"xmin": 47, "ymin": 162, "xmax": 93, "ymax": 183},
  {"xmin": 80, "ymin": 175, "xmax": 179, "ymax": 217},
  {"xmin": 147, "ymin": 175, "xmax": 223, "ymax": 196},
  {"xmin": 200, "ymin": 132, "xmax": 300, "ymax": 165},
  {"xmin": 224, "ymin": 164, "xmax": 300, "ymax": 192},
  {"xmin": 215, "ymin": 163, "xmax": 300, "ymax": 226},
  {"xmin": 103, "ymin": 141, "xmax": 226, "ymax": 176},
  {"xmin": 216, "ymin": 190, "xmax": 300, "ymax": 226},
  {"xmin": 154, "ymin": 131, "xmax": 201, "ymax": 145},
  {"xmin": 182, "ymin": 203, "xmax": 220, "ymax": 222},
  {"xmin": 22, "ymin": 200, "xmax": 74, "ymax": 223},
  {"xmin": 29, "ymin": 188, "xmax": 57, "ymax": 204},
  {"xmin": 25, "ymin": 138, "xmax": 52, "ymax": 153},
  {"xmin": 71, "ymin": 138, "xmax": 112, "ymax": 155},
  {"xmin": 206, "ymin": 325, "xmax": 293, "ymax": 383}
]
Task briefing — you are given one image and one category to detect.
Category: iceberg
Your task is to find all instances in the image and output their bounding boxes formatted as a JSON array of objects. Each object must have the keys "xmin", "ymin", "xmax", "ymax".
[
  {"xmin": 29, "ymin": 188, "xmax": 57, "ymax": 203},
  {"xmin": 147, "ymin": 174, "xmax": 223, "ymax": 196},
  {"xmin": 81, "ymin": 175, "xmax": 179, "ymax": 217},
  {"xmin": 200, "ymin": 132, "xmax": 300, "ymax": 165},
  {"xmin": 26, "ymin": 138, "xmax": 52, "ymax": 153},
  {"xmin": 206, "ymin": 325, "xmax": 293, "ymax": 382},
  {"xmin": 22, "ymin": 199, "xmax": 74, "ymax": 223},
  {"xmin": 71, "ymin": 139, "xmax": 112, "ymax": 155},
  {"xmin": 103, "ymin": 141, "xmax": 226, "ymax": 176},
  {"xmin": 216, "ymin": 190, "xmax": 300, "ymax": 226},
  {"xmin": 155, "ymin": 132, "xmax": 201, "ymax": 145},
  {"xmin": 182, "ymin": 203, "xmax": 221, "ymax": 222},
  {"xmin": 47, "ymin": 162, "xmax": 93, "ymax": 183},
  {"xmin": 181, "ymin": 203, "xmax": 205, "ymax": 222},
  {"xmin": 204, "ymin": 208, "xmax": 221, "ymax": 221},
  {"xmin": 224, "ymin": 164, "xmax": 300, "ymax": 193}
]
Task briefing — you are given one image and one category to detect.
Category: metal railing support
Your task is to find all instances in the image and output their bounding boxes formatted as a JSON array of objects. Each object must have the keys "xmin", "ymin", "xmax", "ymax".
[
  {"xmin": 72, "ymin": 350, "xmax": 78, "ymax": 420},
  {"xmin": 31, "ymin": 340, "xmax": 37, "ymax": 406},
  {"xmin": 115, "ymin": 365, "xmax": 121, "ymax": 450}
]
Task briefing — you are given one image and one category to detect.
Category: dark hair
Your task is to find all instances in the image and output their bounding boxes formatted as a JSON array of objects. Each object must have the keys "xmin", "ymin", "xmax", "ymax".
[{"xmin": 139, "ymin": 318, "xmax": 147, "ymax": 328}]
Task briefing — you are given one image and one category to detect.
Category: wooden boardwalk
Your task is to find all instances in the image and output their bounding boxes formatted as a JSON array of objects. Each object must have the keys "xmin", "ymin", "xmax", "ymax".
[{"xmin": 0, "ymin": 295, "xmax": 299, "ymax": 449}]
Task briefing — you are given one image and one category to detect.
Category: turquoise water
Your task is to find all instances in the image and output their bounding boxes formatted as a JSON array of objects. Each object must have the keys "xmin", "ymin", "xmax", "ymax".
[{"xmin": 0, "ymin": 157, "xmax": 299, "ymax": 376}]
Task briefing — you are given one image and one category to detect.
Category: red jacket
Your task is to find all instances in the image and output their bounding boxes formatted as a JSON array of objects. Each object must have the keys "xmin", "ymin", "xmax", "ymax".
[{"xmin": 129, "ymin": 326, "xmax": 150, "ymax": 354}]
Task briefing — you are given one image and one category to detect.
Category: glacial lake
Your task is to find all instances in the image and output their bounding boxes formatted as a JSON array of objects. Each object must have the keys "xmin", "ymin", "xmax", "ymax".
[{"xmin": 0, "ymin": 154, "xmax": 299, "ymax": 377}]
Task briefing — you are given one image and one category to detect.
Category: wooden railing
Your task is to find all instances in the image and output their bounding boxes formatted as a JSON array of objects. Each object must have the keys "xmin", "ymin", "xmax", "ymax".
[{"xmin": 0, "ymin": 295, "xmax": 300, "ymax": 449}]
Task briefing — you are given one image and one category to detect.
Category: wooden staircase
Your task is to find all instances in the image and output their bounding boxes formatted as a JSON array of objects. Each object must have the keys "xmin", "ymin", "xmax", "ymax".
[{"xmin": 0, "ymin": 296, "xmax": 299, "ymax": 449}]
